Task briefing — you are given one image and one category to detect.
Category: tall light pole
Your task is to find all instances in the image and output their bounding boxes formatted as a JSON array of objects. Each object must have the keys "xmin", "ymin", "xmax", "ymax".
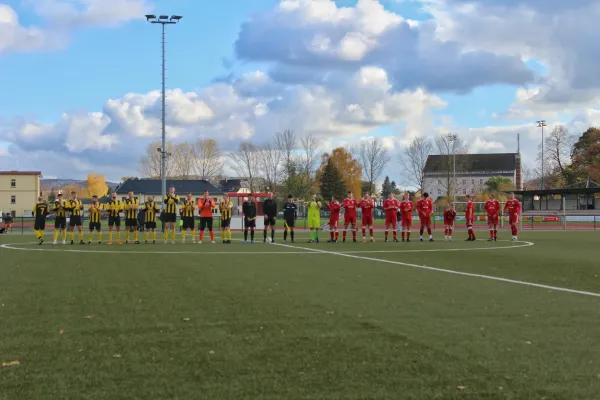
[
  {"xmin": 145, "ymin": 14, "xmax": 182, "ymax": 208},
  {"xmin": 447, "ymin": 134, "xmax": 458, "ymax": 202},
  {"xmin": 536, "ymin": 120, "xmax": 547, "ymax": 190}
]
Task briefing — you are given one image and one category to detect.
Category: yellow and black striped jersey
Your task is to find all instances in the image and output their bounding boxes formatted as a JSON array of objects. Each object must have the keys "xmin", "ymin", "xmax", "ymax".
[
  {"xmin": 32, "ymin": 203, "xmax": 49, "ymax": 219},
  {"xmin": 142, "ymin": 202, "xmax": 160, "ymax": 223},
  {"xmin": 67, "ymin": 199, "xmax": 83, "ymax": 216},
  {"xmin": 53, "ymin": 200, "xmax": 67, "ymax": 218},
  {"xmin": 106, "ymin": 200, "xmax": 123, "ymax": 217},
  {"xmin": 164, "ymin": 194, "xmax": 179, "ymax": 213},
  {"xmin": 89, "ymin": 203, "xmax": 104, "ymax": 223},
  {"xmin": 180, "ymin": 199, "xmax": 195, "ymax": 217},
  {"xmin": 220, "ymin": 200, "xmax": 234, "ymax": 219},
  {"xmin": 124, "ymin": 197, "xmax": 139, "ymax": 219}
]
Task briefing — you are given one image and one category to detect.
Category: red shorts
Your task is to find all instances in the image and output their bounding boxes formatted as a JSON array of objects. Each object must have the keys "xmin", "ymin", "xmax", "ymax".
[
  {"xmin": 385, "ymin": 214, "xmax": 397, "ymax": 226},
  {"xmin": 509, "ymin": 214, "xmax": 519, "ymax": 224},
  {"xmin": 362, "ymin": 215, "xmax": 374, "ymax": 226},
  {"xmin": 487, "ymin": 215, "xmax": 499, "ymax": 225},
  {"xmin": 329, "ymin": 219, "xmax": 339, "ymax": 229},
  {"xmin": 401, "ymin": 217, "xmax": 412, "ymax": 227},
  {"xmin": 344, "ymin": 215, "xmax": 357, "ymax": 225},
  {"xmin": 444, "ymin": 219, "xmax": 455, "ymax": 226},
  {"xmin": 465, "ymin": 218, "xmax": 474, "ymax": 226},
  {"xmin": 419, "ymin": 215, "xmax": 431, "ymax": 225}
]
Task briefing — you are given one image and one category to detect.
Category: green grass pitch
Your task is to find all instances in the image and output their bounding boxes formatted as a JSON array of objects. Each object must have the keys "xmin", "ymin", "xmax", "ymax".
[{"xmin": 1, "ymin": 230, "xmax": 600, "ymax": 399}]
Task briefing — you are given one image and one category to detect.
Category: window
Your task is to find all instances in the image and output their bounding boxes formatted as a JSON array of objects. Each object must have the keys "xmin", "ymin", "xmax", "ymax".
[
  {"xmin": 471, "ymin": 188, "xmax": 475, "ymax": 194},
  {"xmin": 10, "ymin": 179, "xmax": 16, "ymax": 188},
  {"xmin": 462, "ymin": 179, "xmax": 466, "ymax": 185},
  {"xmin": 437, "ymin": 188, "xmax": 441, "ymax": 195},
  {"xmin": 480, "ymin": 179, "xmax": 484, "ymax": 185},
  {"xmin": 463, "ymin": 189, "xmax": 467, "ymax": 195},
  {"xmin": 11, "ymin": 195, "xmax": 16, "ymax": 204},
  {"xmin": 472, "ymin": 179, "xmax": 475, "ymax": 184}
]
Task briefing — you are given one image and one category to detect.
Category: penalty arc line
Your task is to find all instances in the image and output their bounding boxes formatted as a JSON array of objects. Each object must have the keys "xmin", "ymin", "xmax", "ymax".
[{"xmin": 273, "ymin": 242, "xmax": 600, "ymax": 298}]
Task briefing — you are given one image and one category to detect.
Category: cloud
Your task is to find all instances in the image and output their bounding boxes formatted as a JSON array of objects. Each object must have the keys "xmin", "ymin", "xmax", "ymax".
[
  {"xmin": 0, "ymin": 67, "xmax": 445, "ymax": 180},
  {"xmin": 234, "ymin": 0, "xmax": 534, "ymax": 93},
  {"xmin": 423, "ymin": 0, "xmax": 600, "ymax": 111},
  {"xmin": 0, "ymin": 0, "xmax": 150, "ymax": 54}
]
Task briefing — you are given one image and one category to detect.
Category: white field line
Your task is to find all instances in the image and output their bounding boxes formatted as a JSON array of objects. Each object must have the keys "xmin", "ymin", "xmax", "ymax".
[
  {"xmin": 0, "ymin": 240, "xmax": 532, "ymax": 255},
  {"xmin": 273, "ymin": 242, "xmax": 600, "ymax": 298}
]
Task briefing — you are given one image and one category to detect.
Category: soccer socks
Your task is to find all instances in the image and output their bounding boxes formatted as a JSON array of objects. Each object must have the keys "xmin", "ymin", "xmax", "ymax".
[
  {"xmin": 362, "ymin": 228, "xmax": 366, "ymax": 238},
  {"xmin": 98, "ymin": 232, "xmax": 103, "ymax": 242},
  {"xmin": 191, "ymin": 230, "xmax": 196, "ymax": 240},
  {"xmin": 88, "ymin": 231, "xmax": 93, "ymax": 242},
  {"xmin": 109, "ymin": 231, "xmax": 113, "ymax": 242},
  {"xmin": 200, "ymin": 231, "xmax": 204, "ymax": 241},
  {"xmin": 244, "ymin": 229, "xmax": 248, "ymax": 241},
  {"xmin": 468, "ymin": 226, "xmax": 476, "ymax": 240},
  {"xmin": 369, "ymin": 229, "xmax": 373, "ymax": 238},
  {"xmin": 271, "ymin": 228, "xmax": 275, "ymax": 240},
  {"xmin": 264, "ymin": 230, "xmax": 268, "ymax": 241},
  {"xmin": 335, "ymin": 231, "xmax": 339, "ymax": 241},
  {"xmin": 290, "ymin": 231, "xmax": 294, "ymax": 241},
  {"xmin": 494, "ymin": 229, "xmax": 498, "ymax": 240},
  {"xmin": 420, "ymin": 227, "xmax": 424, "ymax": 236},
  {"xmin": 171, "ymin": 229, "xmax": 176, "ymax": 241},
  {"xmin": 284, "ymin": 230, "xmax": 288, "ymax": 241},
  {"xmin": 352, "ymin": 229, "xmax": 357, "ymax": 240},
  {"xmin": 228, "ymin": 230, "xmax": 232, "ymax": 241},
  {"xmin": 116, "ymin": 231, "xmax": 121, "ymax": 242},
  {"xmin": 182, "ymin": 230, "xmax": 187, "ymax": 241},
  {"xmin": 62, "ymin": 230, "xmax": 67, "ymax": 241},
  {"xmin": 330, "ymin": 231, "xmax": 335, "ymax": 241},
  {"xmin": 250, "ymin": 230, "xmax": 255, "ymax": 241},
  {"xmin": 70, "ymin": 231, "xmax": 75, "ymax": 241},
  {"xmin": 152, "ymin": 231, "xmax": 157, "ymax": 241},
  {"xmin": 427, "ymin": 227, "xmax": 432, "ymax": 236},
  {"xmin": 489, "ymin": 229, "xmax": 494, "ymax": 239},
  {"xmin": 134, "ymin": 231, "xmax": 139, "ymax": 242},
  {"xmin": 78, "ymin": 231, "xmax": 83, "ymax": 242},
  {"xmin": 449, "ymin": 228, "xmax": 453, "ymax": 239},
  {"xmin": 401, "ymin": 230, "xmax": 405, "ymax": 240},
  {"xmin": 126, "ymin": 230, "xmax": 131, "ymax": 242},
  {"xmin": 343, "ymin": 230, "xmax": 347, "ymax": 240},
  {"xmin": 393, "ymin": 230, "xmax": 397, "ymax": 240},
  {"xmin": 209, "ymin": 231, "xmax": 214, "ymax": 241},
  {"xmin": 164, "ymin": 230, "xmax": 169, "ymax": 241}
]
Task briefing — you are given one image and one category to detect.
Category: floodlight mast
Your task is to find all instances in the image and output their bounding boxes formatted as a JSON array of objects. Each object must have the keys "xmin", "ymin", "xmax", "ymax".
[
  {"xmin": 145, "ymin": 14, "xmax": 182, "ymax": 209},
  {"xmin": 536, "ymin": 120, "xmax": 547, "ymax": 190}
]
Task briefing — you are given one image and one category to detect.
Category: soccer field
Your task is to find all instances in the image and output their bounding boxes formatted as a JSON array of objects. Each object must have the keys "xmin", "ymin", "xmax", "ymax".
[{"xmin": 1, "ymin": 231, "xmax": 600, "ymax": 399}]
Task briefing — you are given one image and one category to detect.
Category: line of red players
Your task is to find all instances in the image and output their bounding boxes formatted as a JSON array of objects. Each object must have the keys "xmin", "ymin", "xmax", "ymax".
[{"xmin": 322, "ymin": 191, "xmax": 522, "ymax": 243}]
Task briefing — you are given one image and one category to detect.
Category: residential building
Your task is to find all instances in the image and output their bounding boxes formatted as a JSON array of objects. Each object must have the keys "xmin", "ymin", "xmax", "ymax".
[
  {"xmin": 423, "ymin": 153, "xmax": 522, "ymax": 201},
  {"xmin": 0, "ymin": 171, "xmax": 42, "ymax": 217},
  {"xmin": 115, "ymin": 179, "xmax": 225, "ymax": 215}
]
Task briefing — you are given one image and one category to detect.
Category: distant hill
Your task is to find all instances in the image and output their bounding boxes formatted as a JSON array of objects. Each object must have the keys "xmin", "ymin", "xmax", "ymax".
[{"xmin": 41, "ymin": 179, "xmax": 119, "ymax": 189}]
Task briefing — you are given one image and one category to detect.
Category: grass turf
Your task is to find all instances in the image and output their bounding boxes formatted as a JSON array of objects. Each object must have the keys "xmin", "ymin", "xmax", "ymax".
[{"xmin": 1, "ymin": 230, "xmax": 600, "ymax": 399}]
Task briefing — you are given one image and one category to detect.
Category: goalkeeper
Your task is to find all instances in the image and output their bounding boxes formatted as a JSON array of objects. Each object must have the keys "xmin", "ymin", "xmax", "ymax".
[{"xmin": 307, "ymin": 193, "xmax": 321, "ymax": 243}]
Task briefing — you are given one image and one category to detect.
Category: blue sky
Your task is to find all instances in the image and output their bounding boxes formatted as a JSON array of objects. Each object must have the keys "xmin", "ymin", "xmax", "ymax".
[{"xmin": 1, "ymin": 0, "xmax": 599, "ymax": 183}]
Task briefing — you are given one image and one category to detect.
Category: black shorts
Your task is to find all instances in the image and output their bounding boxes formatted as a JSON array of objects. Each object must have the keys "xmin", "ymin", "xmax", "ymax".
[
  {"xmin": 264, "ymin": 216, "xmax": 276, "ymax": 226},
  {"xmin": 34, "ymin": 219, "xmax": 46, "ymax": 231},
  {"xmin": 200, "ymin": 217, "xmax": 213, "ymax": 231},
  {"xmin": 221, "ymin": 218, "xmax": 231, "ymax": 228},
  {"xmin": 284, "ymin": 217, "xmax": 295, "ymax": 228},
  {"xmin": 145, "ymin": 222, "xmax": 157, "ymax": 230},
  {"xmin": 125, "ymin": 218, "xmax": 138, "ymax": 228},
  {"xmin": 244, "ymin": 217, "xmax": 256, "ymax": 229},
  {"xmin": 55, "ymin": 217, "xmax": 67, "ymax": 229},
  {"xmin": 89, "ymin": 222, "xmax": 101, "ymax": 231},
  {"xmin": 108, "ymin": 216, "xmax": 121, "ymax": 227},
  {"xmin": 182, "ymin": 216, "xmax": 195, "ymax": 230},
  {"xmin": 69, "ymin": 216, "xmax": 82, "ymax": 227},
  {"xmin": 164, "ymin": 213, "xmax": 176, "ymax": 223}
]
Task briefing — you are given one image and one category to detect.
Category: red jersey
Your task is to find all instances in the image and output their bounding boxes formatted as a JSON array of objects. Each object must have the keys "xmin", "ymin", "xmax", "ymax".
[
  {"xmin": 399, "ymin": 200, "xmax": 414, "ymax": 218},
  {"xmin": 328, "ymin": 201, "xmax": 341, "ymax": 221},
  {"xmin": 359, "ymin": 199, "xmax": 374, "ymax": 217},
  {"xmin": 504, "ymin": 199, "xmax": 521, "ymax": 215},
  {"xmin": 465, "ymin": 201, "xmax": 475, "ymax": 220},
  {"xmin": 343, "ymin": 199, "xmax": 358, "ymax": 217},
  {"xmin": 416, "ymin": 198, "xmax": 433, "ymax": 217},
  {"xmin": 444, "ymin": 209, "xmax": 457, "ymax": 223},
  {"xmin": 484, "ymin": 200, "xmax": 501, "ymax": 216},
  {"xmin": 383, "ymin": 199, "xmax": 399, "ymax": 216}
]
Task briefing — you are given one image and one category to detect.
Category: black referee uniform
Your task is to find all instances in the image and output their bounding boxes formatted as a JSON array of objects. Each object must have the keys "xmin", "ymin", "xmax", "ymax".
[
  {"xmin": 282, "ymin": 199, "xmax": 297, "ymax": 243},
  {"xmin": 263, "ymin": 198, "xmax": 277, "ymax": 242},
  {"xmin": 242, "ymin": 199, "xmax": 257, "ymax": 242}
]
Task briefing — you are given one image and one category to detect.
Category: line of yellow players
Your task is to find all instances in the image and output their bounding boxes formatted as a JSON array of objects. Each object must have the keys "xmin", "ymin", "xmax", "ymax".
[{"xmin": 31, "ymin": 188, "xmax": 234, "ymax": 245}]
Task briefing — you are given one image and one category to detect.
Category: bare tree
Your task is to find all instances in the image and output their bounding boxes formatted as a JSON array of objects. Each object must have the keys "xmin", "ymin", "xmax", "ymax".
[
  {"xmin": 193, "ymin": 138, "xmax": 223, "ymax": 180},
  {"xmin": 172, "ymin": 143, "xmax": 196, "ymax": 179},
  {"xmin": 539, "ymin": 125, "xmax": 575, "ymax": 185},
  {"xmin": 434, "ymin": 133, "xmax": 470, "ymax": 197},
  {"xmin": 257, "ymin": 142, "xmax": 283, "ymax": 192},
  {"xmin": 398, "ymin": 136, "xmax": 433, "ymax": 194},
  {"xmin": 138, "ymin": 141, "xmax": 176, "ymax": 179},
  {"xmin": 275, "ymin": 130, "xmax": 298, "ymax": 190},
  {"xmin": 358, "ymin": 138, "xmax": 391, "ymax": 195},
  {"xmin": 228, "ymin": 142, "xmax": 261, "ymax": 192},
  {"xmin": 296, "ymin": 133, "xmax": 320, "ymax": 198}
]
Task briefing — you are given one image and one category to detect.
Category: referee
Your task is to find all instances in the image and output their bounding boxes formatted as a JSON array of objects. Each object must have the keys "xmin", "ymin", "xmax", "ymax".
[
  {"xmin": 242, "ymin": 194, "xmax": 257, "ymax": 244},
  {"xmin": 282, "ymin": 195, "xmax": 297, "ymax": 243},
  {"xmin": 263, "ymin": 192, "xmax": 277, "ymax": 243}
]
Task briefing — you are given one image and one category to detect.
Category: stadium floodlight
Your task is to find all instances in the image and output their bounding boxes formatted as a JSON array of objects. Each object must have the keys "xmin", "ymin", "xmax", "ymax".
[
  {"xmin": 447, "ymin": 133, "xmax": 458, "ymax": 202},
  {"xmin": 146, "ymin": 14, "xmax": 183, "ymax": 208},
  {"xmin": 536, "ymin": 120, "xmax": 547, "ymax": 190}
]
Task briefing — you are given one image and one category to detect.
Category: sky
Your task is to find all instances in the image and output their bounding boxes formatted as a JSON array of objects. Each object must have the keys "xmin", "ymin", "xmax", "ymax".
[{"xmin": 1, "ymin": 0, "xmax": 600, "ymax": 184}]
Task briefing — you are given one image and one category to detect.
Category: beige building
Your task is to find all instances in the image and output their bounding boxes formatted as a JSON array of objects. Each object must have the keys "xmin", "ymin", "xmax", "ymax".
[{"xmin": 0, "ymin": 171, "xmax": 42, "ymax": 217}]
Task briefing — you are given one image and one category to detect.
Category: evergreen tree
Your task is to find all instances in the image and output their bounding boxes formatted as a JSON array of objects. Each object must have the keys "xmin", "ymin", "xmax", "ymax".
[
  {"xmin": 48, "ymin": 189, "xmax": 56, "ymax": 203},
  {"xmin": 390, "ymin": 180, "xmax": 402, "ymax": 195},
  {"xmin": 319, "ymin": 158, "xmax": 346, "ymax": 200},
  {"xmin": 381, "ymin": 176, "xmax": 392, "ymax": 197}
]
